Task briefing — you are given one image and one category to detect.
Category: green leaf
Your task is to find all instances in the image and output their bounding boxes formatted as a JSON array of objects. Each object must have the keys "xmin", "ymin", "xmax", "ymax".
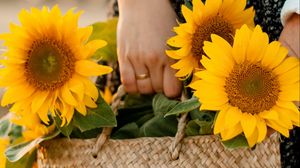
[
  {"xmin": 117, "ymin": 94, "xmax": 154, "ymax": 128},
  {"xmin": 222, "ymin": 134, "xmax": 249, "ymax": 149},
  {"xmin": 185, "ymin": 120, "xmax": 201, "ymax": 136},
  {"xmin": 5, "ymin": 131, "xmax": 59, "ymax": 162},
  {"xmin": 73, "ymin": 95, "xmax": 116, "ymax": 132},
  {"xmin": 123, "ymin": 94, "xmax": 153, "ymax": 108},
  {"xmin": 190, "ymin": 109, "xmax": 215, "ymax": 121},
  {"xmin": 139, "ymin": 115, "xmax": 178, "ymax": 137},
  {"xmin": 185, "ymin": 119, "xmax": 213, "ymax": 136},
  {"xmin": 88, "ymin": 18, "xmax": 118, "ymax": 62},
  {"xmin": 53, "ymin": 116, "xmax": 73, "ymax": 138},
  {"xmin": 8, "ymin": 125, "xmax": 23, "ymax": 143},
  {"xmin": 152, "ymin": 94, "xmax": 179, "ymax": 116},
  {"xmin": 70, "ymin": 128, "xmax": 102, "ymax": 139},
  {"xmin": 6, "ymin": 149, "xmax": 36, "ymax": 168},
  {"xmin": 111, "ymin": 123, "xmax": 139, "ymax": 139},
  {"xmin": 0, "ymin": 119, "xmax": 10, "ymax": 137},
  {"xmin": 164, "ymin": 97, "xmax": 200, "ymax": 117}
]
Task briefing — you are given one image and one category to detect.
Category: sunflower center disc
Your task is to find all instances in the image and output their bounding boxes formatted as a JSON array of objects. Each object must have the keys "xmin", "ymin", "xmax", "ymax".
[
  {"xmin": 225, "ymin": 62, "xmax": 280, "ymax": 114},
  {"xmin": 192, "ymin": 15, "xmax": 234, "ymax": 64},
  {"xmin": 25, "ymin": 39, "xmax": 75, "ymax": 91}
]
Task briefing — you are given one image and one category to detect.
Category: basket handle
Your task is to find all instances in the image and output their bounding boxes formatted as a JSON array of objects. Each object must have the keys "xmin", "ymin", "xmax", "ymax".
[
  {"xmin": 169, "ymin": 93, "xmax": 189, "ymax": 160},
  {"xmin": 92, "ymin": 85, "xmax": 188, "ymax": 160},
  {"xmin": 92, "ymin": 85, "xmax": 126, "ymax": 158}
]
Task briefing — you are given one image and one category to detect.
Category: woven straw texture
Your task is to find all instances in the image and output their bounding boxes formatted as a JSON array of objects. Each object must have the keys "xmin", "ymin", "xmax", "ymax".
[{"xmin": 37, "ymin": 133, "xmax": 280, "ymax": 168}]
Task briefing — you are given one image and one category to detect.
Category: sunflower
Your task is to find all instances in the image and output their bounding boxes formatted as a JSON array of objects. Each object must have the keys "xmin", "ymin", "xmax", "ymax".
[
  {"xmin": 190, "ymin": 25, "xmax": 300, "ymax": 147},
  {"xmin": 0, "ymin": 6, "xmax": 112, "ymax": 125},
  {"xmin": 11, "ymin": 113, "xmax": 55, "ymax": 141},
  {"xmin": 0, "ymin": 138, "xmax": 9, "ymax": 168},
  {"xmin": 166, "ymin": 0, "xmax": 255, "ymax": 78}
]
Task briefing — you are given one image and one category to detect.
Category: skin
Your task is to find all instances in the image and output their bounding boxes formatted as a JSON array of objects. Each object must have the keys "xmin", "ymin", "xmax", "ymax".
[
  {"xmin": 279, "ymin": 13, "xmax": 300, "ymax": 58},
  {"xmin": 117, "ymin": 0, "xmax": 182, "ymax": 98}
]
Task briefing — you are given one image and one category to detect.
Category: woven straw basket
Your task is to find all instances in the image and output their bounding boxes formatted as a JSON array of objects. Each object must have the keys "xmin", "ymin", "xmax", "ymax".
[{"xmin": 37, "ymin": 86, "xmax": 281, "ymax": 168}]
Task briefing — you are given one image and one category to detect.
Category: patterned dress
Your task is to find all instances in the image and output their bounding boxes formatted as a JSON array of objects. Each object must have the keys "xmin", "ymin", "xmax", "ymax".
[{"xmin": 112, "ymin": 0, "xmax": 300, "ymax": 167}]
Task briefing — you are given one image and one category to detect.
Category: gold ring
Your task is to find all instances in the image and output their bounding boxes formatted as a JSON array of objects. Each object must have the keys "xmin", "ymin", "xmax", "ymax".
[{"xmin": 136, "ymin": 73, "xmax": 149, "ymax": 80}]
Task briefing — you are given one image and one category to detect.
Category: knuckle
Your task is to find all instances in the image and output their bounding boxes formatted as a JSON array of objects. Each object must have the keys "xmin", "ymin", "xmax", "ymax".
[{"xmin": 147, "ymin": 54, "xmax": 160, "ymax": 64}]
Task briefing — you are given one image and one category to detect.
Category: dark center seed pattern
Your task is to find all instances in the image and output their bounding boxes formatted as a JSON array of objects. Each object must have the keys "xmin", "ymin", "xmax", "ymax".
[
  {"xmin": 225, "ymin": 62, "xmax": 280, "ymax": 114},
  {"xmin": 25, "ymin": 38, "xmax": 75, "ymax": 91},
  {"xmin": 192, "ymin": 15, "xmax": 234, "ymax": 66}
]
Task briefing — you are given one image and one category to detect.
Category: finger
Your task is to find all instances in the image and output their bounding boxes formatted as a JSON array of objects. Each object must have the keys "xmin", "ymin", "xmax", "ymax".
[
  {"xmin": 130, "ymin": 59, "xmax": 154, "ymax": 94},
  {"xmin": 163, "ymin": 65, "xmax": 182, "ymax": 98},
  {"xmin": 118, "ymin": 59, "xmax": 138, "ymax": 93},
  {"xmin": 147, "ymin": 63, "xmax": 163, "ymax": 93}
]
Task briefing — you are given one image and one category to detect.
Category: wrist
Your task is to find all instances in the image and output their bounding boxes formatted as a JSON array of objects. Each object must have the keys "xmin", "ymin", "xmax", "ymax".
[{"xmin": 118, "ymin": 0, "xmax": 172, "ymax": 15}]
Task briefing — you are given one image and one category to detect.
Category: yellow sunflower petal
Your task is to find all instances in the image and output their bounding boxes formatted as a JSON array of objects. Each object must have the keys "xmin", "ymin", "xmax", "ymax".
[
  {"xmin": 61, "ymin": 85, "xmax": 78, "ymax": 106},
  {"xmin": 181, "ymin": 5, "xmax": 194, "ymax": 24},
  {"xmin": 174, "ymin": 45, "xmax": 192, "ymax": 57},
  {"xmin": 266, "ymin": 120, "xmax": 289, "ymax": 137},
  {"xmin": 232, "ymin": 25, "xmax": 252, "ymax": 63},
  {"xmin": 256, "ymin": 116, "xmax": 267, "ymax": 143},
  {"xmin": 68, "ymin": 77, "xmax": 84, "ymax": 101},
  {"xmin": 258, "ymin": 109, "xmax": 279, "ymax": 120},
  {"xmin": 75, "ymin": 60, "xmax": 113, "ymax": 76},
  {"xmin": 36, "ymin": 99, "xmax": 51, "ymax": 124},
  {"xmin": 83, "ymin": 96, "xmax": 97, "ymax": 108},
  {"xmin": 167, "ymin": 35, "xmax": 190, "ymax": 48},
  {"xmin": 192, "ymin": 0, "xmax": 204, "ymax": 23},
  {"xmin": 166, "ymin": 50, "xmax": 185, "ymax": 60},
  {"xmin": 200, "ymin": 56, "xmax": 229, "ymax": 77},
  {"xmin": 77, "ymin": 26, "xmax": 93, "ymax": 43},
  {"xmin": 82, "ymin": 78, "xmax": 99, "ymax": 100},
  {"xmin": 278, "ymin": 66, "xmax": 299, "ymax": 86},
  {"xmin": 65, "ymin": 106, "xmax": 75, "ymax": 125},
  {"xmin": 261, "ymin": 41, "xmax": 281, "ymax": 67},
  {"xmin": 81, "ymin": 40, "xmax": 107, "ymax": 59},
  {"xmin": 247, "ymin": 26, "xmax": 269, "ymax": 62},
  {"xmin": 1, "ymin": 83, "xmax": 35, "ymax": 106},
  {"xmin": 273, "ymin": 56, "xmax": 300, "ymax": 75},
  {"xmin": 31, "ymin": 91, "xmax": 49, "ymax": 113},
  {"xmin": 200, "ymin": 103, "xmax": 227, "ymax": 111},
  {"xmin": 269, "ymin": 47, "xmax": 288, "ymax": 69},
  {"xmin": 276, "ymin": 102, "xmax": 300, "ymax": 125},
  {"xmin": 75, "ymin": 102, "xmax": 87, "ymax": 116},
  {"xmin": 204, "ymin": 0, "xmax": 222, "ymax": 18},
  {"xmin": 214, "ymin": 106, "xmax": 230, "ymax": 134},
  {"xmin": 241, "ymin": 113, "xmax": 257, "ymax": 141},
  {"xmin": 203, "ymin": 41, "xmax": 233, "ymax": 73},
  {"xmin": 224, "ymin": 107, "xmax": 243, "ymax": 130},
  {"xmin": 193, "ymin": 71, "xmax": 226, "ymax": 85},
  {"xmin": 279, "ymin": 82, "xmax": 300, "ymax": 101},
  {"xmin": 246, "ymin": 127, "xmax": 259, "ymax": 147},
  {"xmin": 220, "ymin": 123, "xmax": 243, "ymax": 141}
]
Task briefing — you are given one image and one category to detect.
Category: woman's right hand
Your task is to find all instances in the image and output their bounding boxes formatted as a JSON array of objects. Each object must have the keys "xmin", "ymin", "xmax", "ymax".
[{"xmin": 117, "ymin": 0, "xmax": 182, "ymax": 98}]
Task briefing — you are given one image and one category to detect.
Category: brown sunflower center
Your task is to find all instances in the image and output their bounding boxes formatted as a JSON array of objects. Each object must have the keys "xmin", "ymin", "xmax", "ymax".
[
  {"xmin": 191, "ymin": 15, "xmax": 234, "ymax": 65},
  {"xmin": 25, "ymin": 38, "xmax": 75, "ymax": 91},
  {"xmin": 225, "ymin": 62, "xmax": 280, "ymax": 114}
]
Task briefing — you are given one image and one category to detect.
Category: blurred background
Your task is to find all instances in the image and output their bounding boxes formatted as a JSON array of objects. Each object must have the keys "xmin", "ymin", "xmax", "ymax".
[
  {"xmin": 0, "ymin": 0, "xmax": 113, "ymax": 33},
  {"xmin": 0, "ymin": 0, "xmax": 115, "ymax": 116}
]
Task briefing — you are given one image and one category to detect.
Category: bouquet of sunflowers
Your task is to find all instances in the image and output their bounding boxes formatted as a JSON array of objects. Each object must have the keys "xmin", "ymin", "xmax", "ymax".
[{"xmin": 0, "ymin": 0, "xmax": 299, "ymax": 167}]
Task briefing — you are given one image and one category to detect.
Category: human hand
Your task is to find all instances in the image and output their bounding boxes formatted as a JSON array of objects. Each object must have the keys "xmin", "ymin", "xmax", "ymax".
[
  {"xmin": 117, "ymin": 0, "xmax": 182, "ymax": 98},
  {"xmin": 279, "ymin": 14, "xmax": 300, "ymax": 58}
]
